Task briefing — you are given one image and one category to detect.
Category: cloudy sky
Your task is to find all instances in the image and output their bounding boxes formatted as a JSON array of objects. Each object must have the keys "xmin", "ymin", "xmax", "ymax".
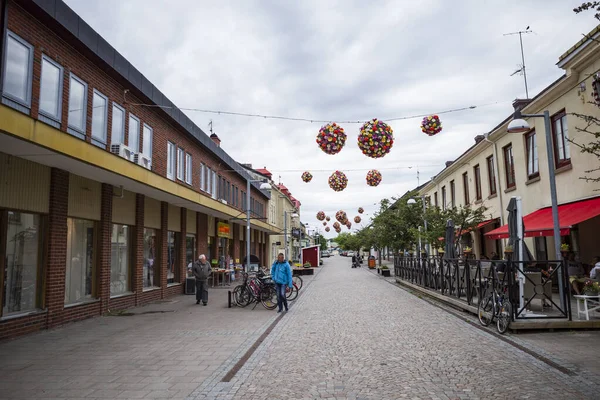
[{"xmin": 66, "ymin": 0, "xmax": 597, "ymax": 237}]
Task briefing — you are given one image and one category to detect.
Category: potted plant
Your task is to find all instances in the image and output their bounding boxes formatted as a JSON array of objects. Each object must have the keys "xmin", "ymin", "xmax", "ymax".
[
  {"xmin": 560, "ymin": 243, "xmax": 570, "ymax": 257},
  {"xmin": 303, "ymin": 261, "xmax": 312, "ymax": 268},
  {"xmin": 504, "ymin": 245, "xmax": 513, "ymax": 254},
  {"xmin": 463, "ymin": 246, "xmax": 472, "ymax": 254},
  {"xmin": 380, "ymin": 265, "xmax": 391, "ymax": 277},
  {"xmin": 437, "ymin": 248, "xmax": 445, "ymax": 257},
  {"xmin": 583, "ymin": 280, "xmax": 600, "ymax": 296}
]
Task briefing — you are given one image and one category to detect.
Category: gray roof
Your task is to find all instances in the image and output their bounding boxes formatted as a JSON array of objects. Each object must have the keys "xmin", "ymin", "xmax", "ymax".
[{"xmin": 28, "ymin": 0, "xmax": 269, "ymax": 199}]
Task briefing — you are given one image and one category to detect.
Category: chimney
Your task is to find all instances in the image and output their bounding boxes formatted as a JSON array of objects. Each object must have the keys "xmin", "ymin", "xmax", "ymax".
[
  {"xmin": 512, "ymin": 98, "xmax": 531, "ymax": 112},
  {"xmin": 210, "ymin": 133, "xmax": 221, "ymax": 147},
  {"xmin": 474, "ymin": 134, "xmax": 485, "ymax": 144},
  {"xmin": 445, "ymin": 161, "xmax": 454, "ymax": 168}
]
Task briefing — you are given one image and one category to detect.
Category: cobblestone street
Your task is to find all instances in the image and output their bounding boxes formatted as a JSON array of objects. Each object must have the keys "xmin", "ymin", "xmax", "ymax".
[{"xmin": 1, "ymin": 257, "xmax": 600, "ymax": 399}]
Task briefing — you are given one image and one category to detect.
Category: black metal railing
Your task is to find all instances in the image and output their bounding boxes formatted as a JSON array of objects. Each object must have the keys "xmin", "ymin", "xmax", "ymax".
[{"xmin": 394, "ymin": 255, "xmax": 571, "ymax": 320}]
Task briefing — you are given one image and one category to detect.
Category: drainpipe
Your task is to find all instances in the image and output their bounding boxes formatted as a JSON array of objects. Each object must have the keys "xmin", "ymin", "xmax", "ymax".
[
  {"xmin": 0, "ymin": 0, "xmax": 8, "ymax": 93},
  {"xmin": 483, "ymin": 133, "xmax": 505, "ymax": 245}
]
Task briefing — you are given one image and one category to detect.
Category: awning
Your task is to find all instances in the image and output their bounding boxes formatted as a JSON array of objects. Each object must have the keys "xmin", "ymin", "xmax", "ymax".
[
  {"xmin": 485, "ymin": 197, "xmax": 600, "ymax": 240},
  {"xmin": 437, "ymin": 219, "xmax": 498, "ymax": 241}
]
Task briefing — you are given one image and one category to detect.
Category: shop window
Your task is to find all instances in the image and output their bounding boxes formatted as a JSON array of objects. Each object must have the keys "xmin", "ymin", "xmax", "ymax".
[
  {"xmin": 2, "ymin": 31, "xmax": 34, "ymax": 109},
  {"xmin": 2, "ymin": 211, "xmax": 42, "ymax": 316},
  {"xmin": 110, "ymin": 224, "xmax": 130, "ymax": 296},
  {"xmin": 143, "ymin": 228, "xmax": 158, "ymax": 289},
  {"xmin": 65, "ymin": 218, "xmax": 95, "ymax": 304},
  {"xmin": 167, "ymin": 231, "xmax": 180, "ymax": 284},
  {"xmin": 186, "ymin": 234, "xmax": 196, "ymax": 278}
]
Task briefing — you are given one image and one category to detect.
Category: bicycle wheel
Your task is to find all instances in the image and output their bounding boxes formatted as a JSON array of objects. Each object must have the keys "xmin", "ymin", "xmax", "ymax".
[
  {"xmin": 292, "ymin": 275, "xmax": 303, "ymax": 291},
  {"xmin": 260, "ymin": 286, "xmax": 278, "ymax": 310},
  {"xmin": 477, "ymin": 293, "xmax": 495, "ymax": 327},
  {"xmin": 496, "ymin": 299, "xmax": 512, "ymax": 334},
  {"xmin": 233, "ymin": 285, "xmax": 252, "ymax": 307},
  {"xmin": 285, "ymin": 283, "xmax": 299, "ymax": 301}
]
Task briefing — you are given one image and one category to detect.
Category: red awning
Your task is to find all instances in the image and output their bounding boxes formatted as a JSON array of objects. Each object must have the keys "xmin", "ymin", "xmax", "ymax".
[{"xmin": 485, "ymin": 197, "xmax": 600, "ymax": 240}]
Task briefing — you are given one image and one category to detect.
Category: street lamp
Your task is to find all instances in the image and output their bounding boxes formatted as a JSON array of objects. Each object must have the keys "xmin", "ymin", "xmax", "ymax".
[
  {"xmin": 245, "ymin": 179, "xmax": 271, "ymax": 272},
  {"xmin": 507, "ymin": 109, "xmax": 565, "ymax": 309},
  {"xmin": 408, "ymin": 196, "xmax": 429, "ymax": 255}
]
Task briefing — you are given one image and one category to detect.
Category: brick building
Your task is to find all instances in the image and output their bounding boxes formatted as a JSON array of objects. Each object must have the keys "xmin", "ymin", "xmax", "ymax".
[{"xmin": 0, "ymin": 0, "xmax": 277, "ymax": 340}]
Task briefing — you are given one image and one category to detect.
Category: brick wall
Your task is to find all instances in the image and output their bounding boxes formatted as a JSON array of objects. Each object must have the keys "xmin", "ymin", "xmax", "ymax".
[{"xmin": 6, "ymin": 1, "xmax": 268, "ymax": 216}]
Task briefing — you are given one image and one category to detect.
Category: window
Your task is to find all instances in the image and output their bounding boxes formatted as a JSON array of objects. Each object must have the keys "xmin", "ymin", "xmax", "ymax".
[
  {"xmin": 462, "ymin": 172, "xmax": 469, "ymax": 205},
  {"xmin": 226, "ymin": 181, "xmax": 231, "ymax": 203},
  {"xmin": 486, "ymin": 155, "xmax": 497, "ymax": 195},
  {"xmin": 39, "ymin": 56, "xmax": 63, "ymax": 120},
  {"xmin": 111, "ymin": 103, "xmax": 125, "ymax": 144},
  {"xmin": 474, "ymin": 164, "xmax": 482, "ymax": 201},
  {"xmin": 177, "ymin": 148, "xmax": 184, "ymax": 181},
  {"xmin": 200, "ymin": 163, "xmax": 206, "ymax": 191},
  {"xmin": 167, "ymin": 231, "xmax": 179, "ymax": 284},
  {"xmin": 65, "ymin": 218, "xmax": 95, "ymax": 304},
  {"xmin": 128, "ymin": 114, "xmax": 140, "ymax": 153},
  {"xmin": 434, "ymin": 192, "xmax": 438, "ymax": 208},
  {"xmin": 503, "ymin": 144, "xmax": 516, "ymax": 189},
  {"xmin": 143, "ymin": 228, "xmax": 158, "ymax": 288},
  {"xmin": 185, "ymin": 153, "xmax": 192, "ymax": 185},
  {"xmin": 2, "ymin": 212, "xmax": 42, "ymax": 316},
  {"xmin": 212, "ymin": 170, "xmax": 217, "ymax": 199},
  {"xmin": 551, "ymin": 112, "xmax": 570, "ymax": 168},
  {"xmin": 2, "ymin": 32, "xmax": 34, "ymax": 107},
  {"xmin": 68, "ymin": 74, "xmax": 88, "ymax": 134},
  {"xmin": 441, "ymin": 186, "xmax": 446, "ymax": 210},
  {"xmin": 91, "ymin": 90, "xmax": 108, "ymax": 145},
  {"xmin": 142, "ymin": 124, "xmax": 153, "ymax": 160},
  {"xmin": 450, "ymin": 180, "xmax": 455, "ymax": 208},
  {"xmin": 110, "ymin": 224, "xmax": 131, "ymax": 297},
  {"xmin": 167, "ymin": 142, "xmax": 176, "ymax": 180},
  {"xmin": 525, "ymin": 130, "xmax": 539, "ymax": 178},
  {"xmin": 186, "ymin": 234, "xmax": 197, "ymax": 277},
  {"xmin": 206, "ymin": 167, "xmax": 212, "ymax": 194}
]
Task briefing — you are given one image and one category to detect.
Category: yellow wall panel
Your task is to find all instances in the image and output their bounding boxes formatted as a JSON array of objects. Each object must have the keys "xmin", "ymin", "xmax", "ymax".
[
  {"xmin": 187, "ymin": 209, "xmax": 196, "ymax": 234},
  {"xmin": 68, "ymin": 174, "xmax": 101, "ymax": 220},
  {"xmin": 0, "ymin": 153, "xmax": 49, "ymax": 213},
  {"xmin": 112, "ymin": 188, "xmax": 135, "ymax": 225},
  {"xmin": 168, "ymin": 204, "xmax": 181, "ymax": 232},
  {"xmin": 144, "ymin": 197, "xmax": 161, "ymax": 229}
]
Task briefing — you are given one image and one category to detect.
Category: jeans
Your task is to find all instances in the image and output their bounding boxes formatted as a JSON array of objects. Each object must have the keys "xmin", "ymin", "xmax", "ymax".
[
  {"xmin": 275, "ymin": 283, "xmax": 288, "ymax": 311},
  {"xmin": 195, "ymin": 279, "xmax": 208, "ymax": 304}
]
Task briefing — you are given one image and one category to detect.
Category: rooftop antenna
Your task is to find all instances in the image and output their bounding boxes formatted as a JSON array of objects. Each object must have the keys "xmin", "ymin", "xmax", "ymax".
[
  {"xmin": 208, "ymin": 120, "xmax": 213, "ymax": 134},
  {"xmin": 504, "ymin": 27, "xmax": 533, "ymax": 99}
]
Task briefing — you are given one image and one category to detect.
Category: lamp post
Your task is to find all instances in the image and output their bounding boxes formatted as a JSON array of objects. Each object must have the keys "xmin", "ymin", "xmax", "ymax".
[
  {"xmin": 246, "ymin": 179, "xmax": 271, "ymax": 272},
  {"xmin": 507, "ymin": 109, "xmax": 565, "ymax": 310},
  {"xmin": 408, "ymin": 196, "xmax": 429, "ymax": 255}
]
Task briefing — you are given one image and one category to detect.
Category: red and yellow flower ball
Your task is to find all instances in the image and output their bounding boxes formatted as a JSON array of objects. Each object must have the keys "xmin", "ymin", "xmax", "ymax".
[
  {"xmin": 316, "ymin": 211, "xmax": 326, "ymax": 221},
  {"xmin": 328, "ymin": 171, "xmax": 348, "ymax": 192},
  {"xmin": 357, "ymin": 118, "xmax": 394, "ymax": 158},
  {"xmin": 316, "ymin": 122, "xmax": 347, "ymax": 155},
  {"xmin": 358, "ymin": 207, "xmax": 364, "ymax": 214},
  {"xmin": 335, "ymin": 210, "xmax": 348, "ymax": 224},
  {"xmin": 366, "ymin": 169, "xmax": 382, "ymax": 187},
  {"xmin": 421, "ymin": 115, "xmax": 443, "ymax": 136},
  {"xmin": 354, "ymin": 216, "xmax": 361, "ymax": 223},
  {"xmin": 301, "ymin": 171, "xmax": 313, "ymax": 182}
]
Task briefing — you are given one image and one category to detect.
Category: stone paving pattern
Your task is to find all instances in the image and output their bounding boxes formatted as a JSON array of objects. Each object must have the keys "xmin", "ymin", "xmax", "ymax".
[
  {"xmin": 192, "ymin": 256, "xmax": 598, "ymax": 399},
  {"xmin": 1, "ymin": 256, "xmax": 599, "ymax": 399}
]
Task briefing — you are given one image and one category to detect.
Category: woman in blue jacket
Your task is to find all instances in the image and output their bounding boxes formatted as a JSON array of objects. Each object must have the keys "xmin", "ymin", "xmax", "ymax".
[{"xmin": 271, "ymin": 253, "xmax": 293, "ymax": 313}]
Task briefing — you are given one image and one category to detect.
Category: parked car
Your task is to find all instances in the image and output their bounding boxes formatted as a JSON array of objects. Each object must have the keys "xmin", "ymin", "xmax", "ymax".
[
  {"xmin": 321, "ymin": 250, "xmax": 330, "ymax": 258},
  {"xmin": 347, "ymin": 251, "xmax": 355, "ymax": 257}
]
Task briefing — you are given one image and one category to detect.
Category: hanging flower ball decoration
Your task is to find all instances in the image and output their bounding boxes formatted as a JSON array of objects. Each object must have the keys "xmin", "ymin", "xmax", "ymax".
[
  {"xmin": 316, "ymin": 122, "xmax": 347, "ymax": 155},
  {"xmin": 592, "ymin": 73, "xmax": 600, "ymax": 106},
  {"xmin": 420, "ymin": 115, "xmax": 443, "ymax": 136},
  {"xmin": 358, "ymin": 207, "xmax": 364, "ymax": 214},
  {"xmin": 354, "ymin": 216, "xmax": 361, "ymax": 223},
  {"xmin": 328, "ymin": 171, "xmax": 348, "ymax": 192},
  {"xmin": 335, "ymin": 210, "xmax": 347, "ymax": 224},
  {"xmin": 357, "ymin": 118, "xmax": 394, "ymax": 158},
  {"xmin": 326, "ymin": 216, "xmax": 331, "ymax": 222},
  {"xmin": 322, "ymin": 221, "xmax": 327, "ymax": 226},
  {"xmin": 366, "ymin": 169, "xmax": 382, "ymax": 187},
  {"xmin": 325, "ymin": 226, "xmax": 330, "ymax": 232},
  {"xmin": 333, "ymin": 221, "xmax": 341, "ymax": 229},
  {"xmin": 301, "ymin": 171, "xmax": 313, "ymax": 183},
  {"xmin": 346, "ymin": 222, "xmax": 352, "ymax": 230},
  {"xmin": 316, "ymin": 211, "xmax": 326, "ymax": 221}
]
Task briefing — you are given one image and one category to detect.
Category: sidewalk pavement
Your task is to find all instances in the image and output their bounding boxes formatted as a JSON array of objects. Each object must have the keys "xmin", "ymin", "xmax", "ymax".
[{"xmin": 0, "ymin": 274, "xmax": 316, "ymax": 399}]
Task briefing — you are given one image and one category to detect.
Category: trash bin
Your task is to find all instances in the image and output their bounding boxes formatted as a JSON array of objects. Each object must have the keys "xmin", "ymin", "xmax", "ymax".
[{"xmin": 368, "ymin": 256, "xmax": 376, "ymax": 269}]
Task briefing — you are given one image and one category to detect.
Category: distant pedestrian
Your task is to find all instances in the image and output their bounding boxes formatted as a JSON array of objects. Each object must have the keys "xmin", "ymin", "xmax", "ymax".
[
  {"xmin": 271, "ymin": 253, "xmax": 293, "ymax": 313},
  {"xmin": 193, "ymin": 254, "xmax": 212, "ymax": 305}
]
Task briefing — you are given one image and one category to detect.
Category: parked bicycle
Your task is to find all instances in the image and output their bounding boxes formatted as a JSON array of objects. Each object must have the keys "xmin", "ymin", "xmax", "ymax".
[
  {"xmin": 477, "ymin": 271, "xmax": 512, "ymax": 334},
  {"xmin": 233, "ymin": 271, "xmax": 277, "ymax": 310}
]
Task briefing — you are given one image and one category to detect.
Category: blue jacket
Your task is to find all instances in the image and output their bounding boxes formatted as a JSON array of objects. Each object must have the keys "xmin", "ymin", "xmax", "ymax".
[{"xmin": 271, "ymin": 261, "xmax": 293, "ymax": 287}]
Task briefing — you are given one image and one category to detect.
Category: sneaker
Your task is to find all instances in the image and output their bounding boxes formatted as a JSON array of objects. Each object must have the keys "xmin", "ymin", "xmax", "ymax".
[
  {"xmin": 277, "ymin": 309, "xmax": 282, "ymax": 313},
  {"xmin": 196, "ymin": 301, "xmax": 200, "ymax": 305},
  {"xmin": 203, "ymin": 303, "xmax": 207, "ymax": 306}
]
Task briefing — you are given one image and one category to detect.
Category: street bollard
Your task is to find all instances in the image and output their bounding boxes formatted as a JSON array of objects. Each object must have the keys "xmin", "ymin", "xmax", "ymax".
[{"xmin": 228, "ymin": 290, "xmax": 232, "ymax": 308}]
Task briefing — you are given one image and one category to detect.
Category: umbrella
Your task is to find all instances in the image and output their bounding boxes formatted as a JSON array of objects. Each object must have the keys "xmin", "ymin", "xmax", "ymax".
[
  {"xmin": 506, "ymin": 197, "xmax": 534, "ymax": 263},
  {"xmin": 444, "ymin": 219, "xmax": 456, "ymax": 259}
]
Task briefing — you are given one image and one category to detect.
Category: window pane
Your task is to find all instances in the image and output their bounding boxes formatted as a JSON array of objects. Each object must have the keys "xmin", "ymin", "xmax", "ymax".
[
  {"xmin": 167, "ymin": 231, "xmax": 179, "ymax": 284},
  {"xmin": 68, "ymin": 77, "xmax": 86, "ymax": 131},
  {"xmin": 167, "ymin": 142, "xmax": 175, "ymax": 178},
  {"xmin": 177, "ymin": 149, "xmax": 184, "ymax": 180},
  {"xmin": 39, "ymin": 58, "xmax": 61, "ymax": 117},
  {"xmin": 186, "ymin": 234, "xmax": 196, "ymax": 278},
  {"xmin": 185, "ymin": 153, "xmax": 192, "ymax": 184},
  {"xmin": 91, "ymin": 92, "xmax": 107, "ymax": 142},
  {"xmin": 4, "ymin": 35, "xmax": 31, "ymax": 103},
  {"xmin": 533, "ymin": 134, "xmax": 538, "ymax": 173},
  {"xmin": 562, "ymin": 116, "xmax": 570, "ymax": 159},
  {"xmin": 142, "ymin": 125, "xmax": 152, "ymax": 158},
  {"xmin": 65, "ymin": 218, "xmax": 94, "ymax": 304},
  {"xmin": 129, "ymin": 116, "xmax": 140, "ymax": 152},
  {"xmin": 111, "ymin": 105, "xmax": 124, "ymax": 144},
  {"xmin": 4, "ymin": 212, "xmax": 40, "ymax": 315},
  {"xmin": 143, "ymin": 228, "xmax": 157, "ymax": 288},
  {"xmin": 110, "ymin": 224, "xmax": 130, "ymax": 296}
]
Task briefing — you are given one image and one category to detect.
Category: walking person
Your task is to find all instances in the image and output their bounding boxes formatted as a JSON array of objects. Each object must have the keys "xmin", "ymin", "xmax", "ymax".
[
  {"xmin": 271, "ymin": 253, "xmax": 293, "ymax": 313},
  {"xmin": 193, "ymin": 254, "xmax": 212, "ymax": 306}
]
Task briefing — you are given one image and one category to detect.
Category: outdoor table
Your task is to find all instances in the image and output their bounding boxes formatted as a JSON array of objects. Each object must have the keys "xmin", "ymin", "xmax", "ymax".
[
  {"xmin": 574, "ymin": 295, "xmax": 600, "ymax": 320},
  {"xmin": 211, "ymin": 269, "xmax": 230, "ymax": 287}
]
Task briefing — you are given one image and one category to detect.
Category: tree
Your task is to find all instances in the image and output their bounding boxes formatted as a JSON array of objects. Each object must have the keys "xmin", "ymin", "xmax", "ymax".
[
  {"xmin": 314, "ymin": 233, "xmax": 328, "ymax": 251},
  {"xmin": 574, "ymin": 2, "xmax": 600, "ymax": 20}
]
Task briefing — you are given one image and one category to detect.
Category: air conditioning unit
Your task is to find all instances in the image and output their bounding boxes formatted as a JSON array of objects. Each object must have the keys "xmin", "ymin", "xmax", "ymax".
[
  {"xmin": 133, "ymin": 154, "xmax": 152, "ymax": 170},
  {"xmin": 110, "ymin": 144, "xmax": 133, "ymax": 161}
]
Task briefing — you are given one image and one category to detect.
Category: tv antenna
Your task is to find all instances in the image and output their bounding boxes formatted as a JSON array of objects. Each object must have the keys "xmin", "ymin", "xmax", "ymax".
[
  {"xmin": 504, "ymin": 27, "xmax": 533, "ymax": 99},
  {"xmin": 208, "ymin": 120, "xmax": 214, "ymax": 134}
]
